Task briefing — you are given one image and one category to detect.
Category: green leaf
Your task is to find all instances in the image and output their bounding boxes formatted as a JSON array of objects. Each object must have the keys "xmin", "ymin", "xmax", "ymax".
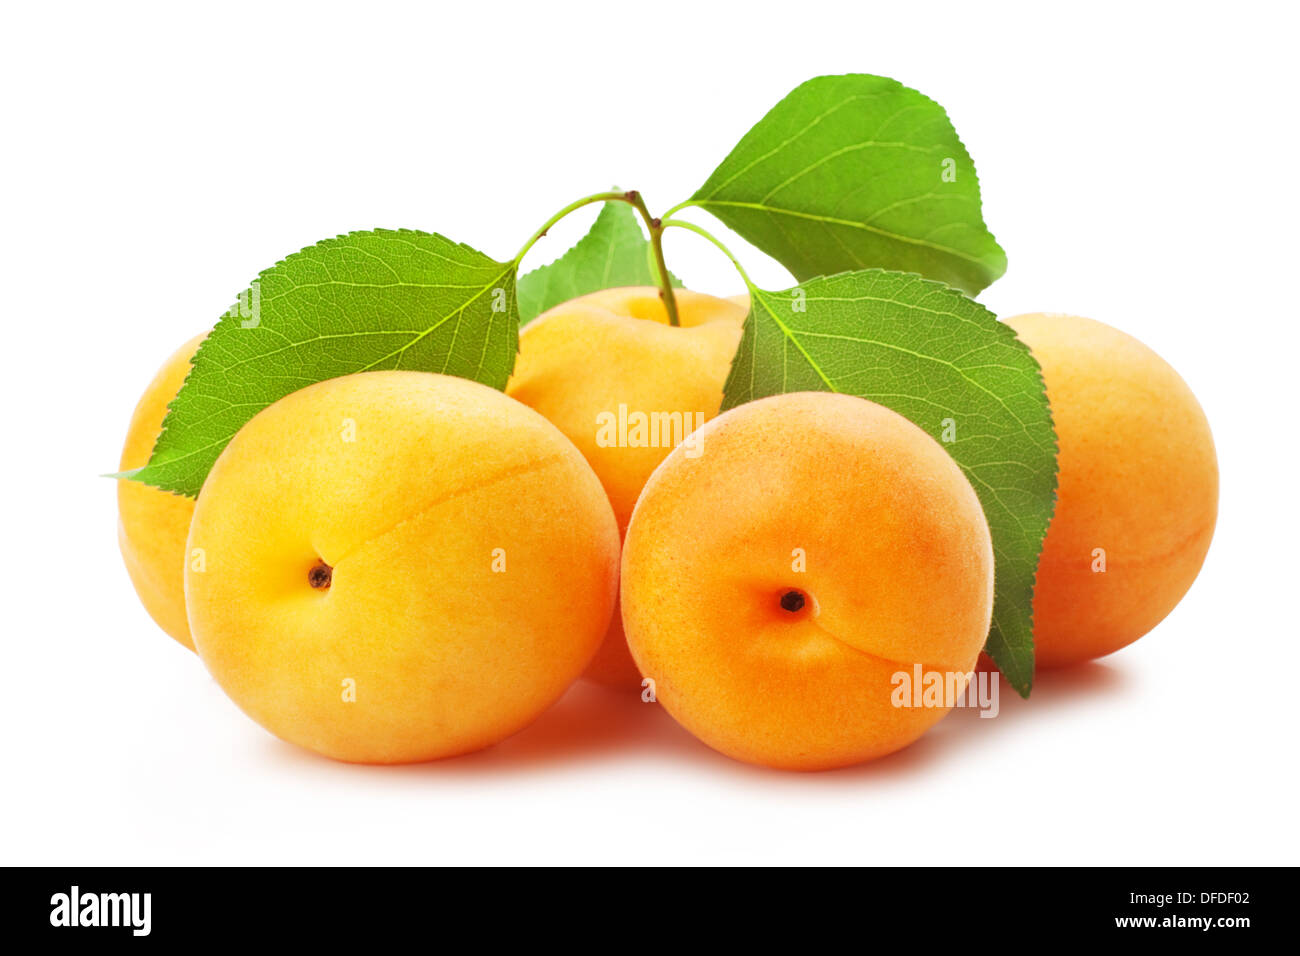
[
  {"xmin": 687, "ymin": 74, "xmax": 1006, "ymax": 295},
  {"xmin": 122, "ymin": 229, "xmax": 518, "ymax": 497},
  {"xmin": 516, "ymin": 201, "xmax": 681, "ymax": 323},
  {"xmin": 723, "ymin": 270, "xmax": 1056, "ymax": 695}
]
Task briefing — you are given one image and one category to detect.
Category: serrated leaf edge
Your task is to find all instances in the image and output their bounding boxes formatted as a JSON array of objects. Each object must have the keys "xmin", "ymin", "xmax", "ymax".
[
  {"xmin": 121, "ymin": 228, "xmax": 515, "ymax": 496},
  {"xmin": 690, "ymin": 73, "xmax": 1007, "ymax": 289}
]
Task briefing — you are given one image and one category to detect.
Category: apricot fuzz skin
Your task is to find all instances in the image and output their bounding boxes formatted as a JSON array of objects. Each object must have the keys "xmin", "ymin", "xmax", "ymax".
[
  {"xmin": 621, "ymin": 391, "xmax": 995, "ymax": 771},
  {"xmin": 507, "ymin": 287, "xmax": 746, "ymax": 686},
  {"xmin": 185, "ymin": 371, "xmax": 620, "ymax": 764},
  {"xmin": 116, "ymin": 334, "xmax": 206, "ymax": 650},
  {"xmin": 1005, "ymin": 313, "xmax": 1218, "ymax": 668}
]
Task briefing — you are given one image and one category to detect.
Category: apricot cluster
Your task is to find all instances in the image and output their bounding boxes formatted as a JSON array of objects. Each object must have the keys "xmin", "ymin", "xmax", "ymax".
[{"xmin": 116, "ymin": 291, "xmax": 1216, "ymax": 769}]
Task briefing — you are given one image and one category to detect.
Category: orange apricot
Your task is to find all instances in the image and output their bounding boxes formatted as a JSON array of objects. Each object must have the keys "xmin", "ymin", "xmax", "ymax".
[
  {"xmin": 1004, "ymin": 313, "xmax": 1218, "ymax": 668},
  {"xmin": 620, "ymin": 391, "xmax": 995, "ymax": 770},
  {"xmin": 117, "ymin": 334, "xmax": 205, "ymax": 650},
  {"xmin": 506, "ymin": 286, "xmax": 745, "ymax": 685},
  {"xmin": 185, "ymin": 371, "xmax": 619, "ymax": 763}
]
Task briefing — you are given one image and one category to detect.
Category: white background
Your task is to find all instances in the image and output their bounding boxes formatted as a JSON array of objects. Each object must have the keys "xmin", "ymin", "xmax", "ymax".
[{"xmin": 2, "ymin": 1, "xmax": 1296, "ymax": 865}]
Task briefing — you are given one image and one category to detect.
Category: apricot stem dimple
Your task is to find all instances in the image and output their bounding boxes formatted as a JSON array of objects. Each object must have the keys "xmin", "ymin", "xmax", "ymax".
[
  {"xmin": 308, "ymin": 561, "xmax": 333, "ymax": 591},
  {"xmin": 779, "ymin": 589, "xmax": 807, "ymax": 614}
]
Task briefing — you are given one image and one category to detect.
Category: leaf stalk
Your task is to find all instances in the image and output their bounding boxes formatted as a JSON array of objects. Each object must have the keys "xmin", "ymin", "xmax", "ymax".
[
  {"xmin": 661, "ymin": 218, "xmax": 755, "ymax": 292},
  {"xmin": 516, "ymin": 190, "xmax": 682, "ymax": 327}
]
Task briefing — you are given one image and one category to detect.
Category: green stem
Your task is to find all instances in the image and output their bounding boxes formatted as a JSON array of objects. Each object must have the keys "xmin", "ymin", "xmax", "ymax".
[
  {"xmin": 661, "ymin": 199, "xmax": 696, "ymax": 220},
  {"xmin": 661, "ymin": 218, "xmax": 756, "ymax": 291},
  {"xmin": 624, "ymin": 191, "xmax": 680, "ymax": 327},
  {"xmin": 514, "ymin": 189, "xmax": 681, "ymax": 327},
  {"xmin": 513, "ymin": 191, "xmax": 628, "ymax": 266}
]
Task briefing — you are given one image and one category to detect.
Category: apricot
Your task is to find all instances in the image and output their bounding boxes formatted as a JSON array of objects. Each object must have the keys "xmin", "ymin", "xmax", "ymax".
[
  {"xmin": 117, "ymin": 334, "xmax": 205, "ymax": 650},
  {"xmin": 1004, "ymin": 313, "xmax": 1218, "ymax": 668},
  {"xmin": 185, "ymin": 371, "xmax": 619, "ymax": 763},
  {"xmin": 506, "ymin": 286, "xmax": 745, "ymax": 685},
  {"xmin": 620, "ymin": 392, "xmax": 995, "ymax": 770}
]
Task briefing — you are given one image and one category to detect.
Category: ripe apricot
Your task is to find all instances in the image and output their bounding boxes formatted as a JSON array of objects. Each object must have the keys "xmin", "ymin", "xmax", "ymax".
[
  {"xmin": 506, "ymin": 286, "xmax": 745, "ymax": 685},
  {"xmin": 1004, "ymin": 313, "xmax": 1218, "ymax": 668},
  {"xmin": 620, "ymin": 392, "xmax": 995, "ymax": 770},
  {"xmin": 185, "ymin": 371, "xmax": 619, "ymax": 763},
  {"xmin": 117, "ymin": 334, "xmax": 205, "ymax": 650}
]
